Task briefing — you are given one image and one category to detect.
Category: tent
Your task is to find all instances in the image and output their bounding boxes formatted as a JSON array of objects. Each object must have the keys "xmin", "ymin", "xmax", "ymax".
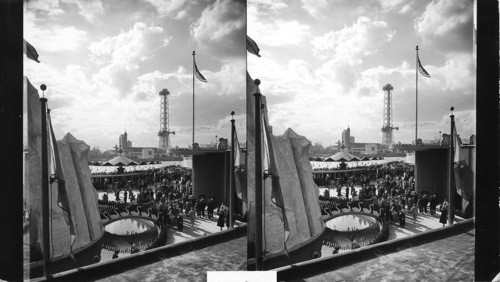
[
  {"xmin": 102, "ymin": 153, "xmax": 137, "ymax": 166},
  {"xmin": 328, "ymin": 150, "xmax": 359, "ymax": 162}
]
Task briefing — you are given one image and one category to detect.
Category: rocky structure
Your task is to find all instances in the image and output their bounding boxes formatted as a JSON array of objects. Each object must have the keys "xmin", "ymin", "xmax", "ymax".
[
  {"xmin": 25, "ymin": 77, "xmax": 103, "ymax": 260},
  {"xmin": 246, "ymin": 72, "xmax": 324, "ymax": 257}
]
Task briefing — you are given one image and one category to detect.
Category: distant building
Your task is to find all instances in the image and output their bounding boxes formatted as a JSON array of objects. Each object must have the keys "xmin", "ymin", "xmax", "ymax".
[
  {"xmin": 127, "ymin": 140, "xmax": 132, "ymax": 148},
  {"xmin": 342, "ymin": 127, "xmax": 351, "ymax": 148},
  {"xmin": 142, "ymin": 148, "xmax": 155, "ymax": 159},
  {"xmin": 119, "ymin": 131, "xmax": 128, "ymax": 150}
]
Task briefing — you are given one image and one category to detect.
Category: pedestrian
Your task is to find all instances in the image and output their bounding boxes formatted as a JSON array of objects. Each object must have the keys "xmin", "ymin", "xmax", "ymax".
[
  {"xmin": 177, "ymin": 214, "xmax": 184, "ymax": 231},
  {"xmin": 409, "ymin": 204, "xmax": 418, "ymax": 223},
  {"xmin": 399, "ymin": 210, "xmax": 406, "ymax": 228},
  {"xmin": 217, "ymin": 205, "xmax": 226, "ymax": 231},
  {"xmin": 187, "ymin": 208, "xmax": 196, "ymax": 227},
  {"xmin": 123, "ymin": 190, "xmax": 128, "ymax": 203},
  {"xmin": 112, "ymin": 250, "xmax": 119, "ymax": 259},
  {"xmin": 439, "ymin": 200, "xmax": 448, "ymax": 227}
]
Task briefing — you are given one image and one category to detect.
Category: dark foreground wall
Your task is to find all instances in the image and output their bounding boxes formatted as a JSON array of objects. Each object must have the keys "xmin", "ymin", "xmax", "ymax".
[
  {"xmin": 415, "ymin": 149, "xmax": 448, "ymax": 198},
  {"xmin": 192, "ymin": 152, "xmax": 226, "ymax": 205}
]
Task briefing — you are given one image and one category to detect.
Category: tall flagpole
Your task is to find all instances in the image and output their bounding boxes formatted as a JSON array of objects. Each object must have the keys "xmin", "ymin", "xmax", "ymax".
[
  {"xmin": 415, "ymin": 45, "xmax": 419, "ymax": 143},
  {"xmin": 40, "ymin": 84, "xmax": 51, "ymax": 278},
  {"xmin": 192, "ymin": 51, "xmax": 195, "ymax": 147},
  {"xmin": 230, "ymin": 111, "xmax": 235, "ymax": 229},
  {"xmin": 253, "ymin": 79, "xmax": 263, "ymax": 270},
  {"xmin": 448, "ymin": 107, "xmax": 455, "ymax": 225}
]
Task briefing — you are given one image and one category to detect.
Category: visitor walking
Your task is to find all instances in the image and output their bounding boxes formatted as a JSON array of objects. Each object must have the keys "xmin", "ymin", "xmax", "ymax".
[
  {"xmin": 409, "ymin": 204, "xmax": 418, "ymax": 223},
  {"xmin": 188, "ymin": 208, "xmax": 196, "ymax": 227},
  {"xmin": 439, "ymin": 200, "xmax": 448, "ymax": 227}
]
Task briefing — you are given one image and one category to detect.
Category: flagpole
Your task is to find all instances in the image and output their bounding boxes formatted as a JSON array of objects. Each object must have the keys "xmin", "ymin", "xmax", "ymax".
[
  {"xmin": 229, "ymin": 111, "xmax": 235, "ymax": 229},
  {"xmin": 40, "ymin": 84, "xmax": 51, "ymax": 278},
  {"xmin": 448, "ymin": 107, "xmax": 455, "ymax": 225},
  {"xmin": 415, "ymin": 45, "xmax": 419, "ymax": 143},
  {"xmin": 192, "ymin": 51, "xmax": 195, "ymax": 147},
  {"xmin": 253, "ymin": 79, "xmax": 263, "ymax": 271}
]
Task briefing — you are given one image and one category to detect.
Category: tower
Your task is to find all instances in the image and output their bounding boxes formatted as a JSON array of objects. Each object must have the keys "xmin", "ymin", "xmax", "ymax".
[
  {"xmin": 381, "ymin": 84, "xmax": 398, "ymax": 147},
  {"xmin": 158, "ymin": 88, "xmax": 175, "ymax": 153}
]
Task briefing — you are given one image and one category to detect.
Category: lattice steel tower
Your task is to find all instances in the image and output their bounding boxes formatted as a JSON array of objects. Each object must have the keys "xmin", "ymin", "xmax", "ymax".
[
  {"xmin": 381, "ymin": 84, "xmax": 398, "ymax": 147},
  {"xmin": 158, "ymin": 89, "xmax": 175, "ymax": 153}
]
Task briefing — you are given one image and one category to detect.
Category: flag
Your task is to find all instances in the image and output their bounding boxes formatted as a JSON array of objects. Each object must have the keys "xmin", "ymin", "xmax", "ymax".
[
  {"xmin": 453, "ymin": 123, "xmax": 463, "ymax": 163},
  {"xmin": 194, "ymin": 60, "xmax": 207, "ymax": 83},
  {"xmin": 23, "ymin": 39, "xmax": 40, "ymax": 63},
  {"xmin": 417, "ymin": 54, "xmax": 430, "ymax": 78},
  {"xmin": 246, "ymin": 35, "xmax": 261, "ymax": 57},
  {"xmin": 48, "ymin": 112, "xmax": 76, "ymax": 259},
  {"xmin": 233, "ymin": 125, "xmax": 247, "ymax": 204},
  {"xmin": 262, "ymin": 111, "xmax": 290, "ymax": 256}
]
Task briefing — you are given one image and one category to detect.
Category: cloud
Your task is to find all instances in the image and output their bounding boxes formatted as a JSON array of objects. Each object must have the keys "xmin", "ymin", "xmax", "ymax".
[
  {"xmin": 62, "ymin": 0, "xmax": 105, "ymax": 22},
  {"xmin": 250, "ymin": 0, "xmax": 288, "ymax": 10},
  {"xmin": 301, "ymin": 0, "xmax": 327, "ymax": 17},
  {"xmin": 190, "ymin": 0, "xmax": 245, "ymax": 42},
  {"xmin": 24, "ymin": 11, "xmax": 88, "ymax": 53},
  {"xmin": 414, "ymin": 0, "xmax": 473, "ymax": 53},
  {"xmin": 25, "ymin": 0, "xmax": 65, "ymax": 16},
  {"xmin": 248, "ymin": 5, "xmax": 309, "ymax": 47},
  {"xmin": 311, "ymin": 17, "xmax": 395, "ymax": 62},
  {"xmin": 89, "ymin": 22, "xmax": 170, "ymax": 97},
  {"xmin": 143, "ymin": 0, "xmax": 188, "ymax": 17}
]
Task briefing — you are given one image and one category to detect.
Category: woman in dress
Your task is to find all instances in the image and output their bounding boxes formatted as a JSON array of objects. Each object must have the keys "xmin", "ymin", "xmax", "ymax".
[
  {"xmin": 217, "ymin": 205, "xmax": 226, "ymax": 231},
  {"xmin": 439, "ymin": 200, "xmax": 448, "ymax": 227},
  {"xmin": 409, "ymin": 203, "xmax": 418, "ymax": 224}
]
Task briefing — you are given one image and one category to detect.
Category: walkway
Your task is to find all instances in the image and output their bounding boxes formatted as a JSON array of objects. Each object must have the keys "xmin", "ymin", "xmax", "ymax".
[
  {"xmin": 306, "ymin": 229, "xmax": 474, "ymax": 281},
  {"xmin": 96, "ymin": 235, "xmax": 246, "ymax": 282}
]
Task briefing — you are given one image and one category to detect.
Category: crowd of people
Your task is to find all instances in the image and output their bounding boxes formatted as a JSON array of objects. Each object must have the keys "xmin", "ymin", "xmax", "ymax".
[
  {"xmin": 319, "ymin": 161, "xmax": 451, "ymax": 228},
  {"xmin": 98, "ymin": 165, "xmax": 238, "ymax": 239}
]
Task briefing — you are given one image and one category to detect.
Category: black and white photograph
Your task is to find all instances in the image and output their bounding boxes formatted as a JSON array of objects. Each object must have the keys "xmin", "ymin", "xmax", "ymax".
[
  {"xmin": 0, "ymin": 0, "xmax": 499, "ymax": 281},
  {"xmin": 246, "ymin": 0, "xmax": 481, "ymax": 280},
  {"xmin": 22, "ymin": 0, "xmax": 246, "ymax": 280}
]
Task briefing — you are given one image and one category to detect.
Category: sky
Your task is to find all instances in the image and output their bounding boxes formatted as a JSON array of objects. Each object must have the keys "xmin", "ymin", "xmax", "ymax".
[
  {"xmin": 24, "ymin": 0, "xmax": 246, "ymax": 151},
  {"xmin": 248, "ymin": 0, "xmax": 475, "ymax": 146}
]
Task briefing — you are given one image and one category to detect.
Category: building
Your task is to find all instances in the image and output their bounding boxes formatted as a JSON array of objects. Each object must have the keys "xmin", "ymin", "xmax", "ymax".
[
  {"xmin": 341, "ymin": 127, "xmax": 351, "ymax": 148},
  {"xmin": 119, "ymin": 131, "xmax": 128, "ymax": 150}
]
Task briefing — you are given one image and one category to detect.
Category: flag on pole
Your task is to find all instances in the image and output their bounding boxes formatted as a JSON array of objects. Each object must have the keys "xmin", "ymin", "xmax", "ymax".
[
  {"xmin": 417, "ymin": 54, "xmax": 431, "ymax": 78},
  {"xmin": 246, "ymin": 35, "xmax": 261, "ymax": 57},
  {"xmin": 452, "ymin": 123, "xmax": 463, "ymax": 164},
  {"xmin": 48, "ymin": 113, "xmax": 76, "ymax": 259},
  {"xmin": 194, "ymin": 60, "xmax": 207, "ymax": 83},
  {"xmin": 233, "ymin": 125, "xmax": 247, "ymax": 204},
  {"xmin": 262, "ymin": 111, "xmax": 290, "ymax": 256},
  {"xmin": 23, "ymin": 39, "xmax": 40, "ymax": 63}
]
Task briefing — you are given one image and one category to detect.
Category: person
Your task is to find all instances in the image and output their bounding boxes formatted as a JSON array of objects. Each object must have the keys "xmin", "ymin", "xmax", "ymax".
[
  {"xmin": 409, "ymin": 203, "xmax": 418, "ymax": 223},
  {"xmin": 217, "ymin": 206, "xmax": 226, "ymax": 231},
  {"xmin": 313, "ymin": 252, "xmax": 321, "ymax": 259},
  {"xmin": 207, "ymin": 198, "xmax": 215, "ymax": 219},
  {"xmin": 177, "ymin": 213, "xmax": 184, "ymax": 231},
  {"xmin": 429, "ymin": 194, "xmax": 438, "ymax": 215},
  {"xmin": 123, "ymin": 190, "xmax": 128, "ymax": 203},
  {"xmin": 115, "ymin": 189, "xmax": 120, "ymax": 201},
  {"xmin": 187, "ymin": 208, "xmax": 196, "ymax": 227},
  {"xmin": 399, "ymin": 210, "xmax": 406, "ymax": 228},
  {"xmin": 439, "ymin": 200, "xmax": 448, "ymax": 227},
  {"xmin": 112, "ymin": 250, "xmax": 119, "ymax": 259},
  {"xmin": 345, "ymin": 186, "xmax": 349, "ymax": 199}
]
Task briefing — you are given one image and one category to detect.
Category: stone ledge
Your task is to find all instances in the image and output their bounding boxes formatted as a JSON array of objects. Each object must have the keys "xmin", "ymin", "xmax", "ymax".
[
  {"xmin": 34, "ymin": 224, "xmax": 247, "ymax": 281},
  {"xmin": 275, "ymin": 218, "xmax": 473, "ymax": 281}
]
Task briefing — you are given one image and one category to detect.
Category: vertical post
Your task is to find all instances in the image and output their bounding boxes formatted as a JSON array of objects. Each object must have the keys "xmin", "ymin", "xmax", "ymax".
[
  {"xmin": 192, "ymin": 51, "xmax": 195, "ymax": 147},
  {"xmin": 253, "ymin": 79, "xmax": 263, "ymax": 270},
  {"xmin": 448, "ymin": 107, "xmax": 455, "ymax": 225},
  {"xmin": 229, "ymin": 111, "xmax": 235, "ymax": 228},
  {"xmin": 40, "ymin": 96, "xmax": 51, "ymax": 278},
  {"xmin": 415, "ymin": 46, "xmax": 419, "ymax": 143}
]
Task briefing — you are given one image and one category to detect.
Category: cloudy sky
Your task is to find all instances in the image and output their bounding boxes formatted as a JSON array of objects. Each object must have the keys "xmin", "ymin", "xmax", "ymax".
[
  {"xmin": 248, "ymin": 0, "xmax": 475, "ymax": 146},
  {"xmin": 24, "ymin": 0, "xmax": 246, "ymax": 150}
]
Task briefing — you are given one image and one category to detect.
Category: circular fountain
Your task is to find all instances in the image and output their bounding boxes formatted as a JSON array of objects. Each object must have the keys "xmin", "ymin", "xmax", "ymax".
[
  {"xmin": 101, "ymin": 217, "xmax": 160, "ymax": 255},
  {"xmin": 324, "ymin": 213, "xmax": 383, "ymax": 250}
]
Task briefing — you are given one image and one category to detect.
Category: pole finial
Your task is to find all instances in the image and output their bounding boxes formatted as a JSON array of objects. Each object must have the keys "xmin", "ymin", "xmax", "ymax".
[
  {"xmin": 192, "ymin": 51, "xmax": 195, "ymax": 55},
  {"xmin": 416, "ymin": 45, "xmax": 419, "ymax": 50},
  {"xmin": 40, "ymin": 84, "xmax": 47, "ymax": 98}
]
